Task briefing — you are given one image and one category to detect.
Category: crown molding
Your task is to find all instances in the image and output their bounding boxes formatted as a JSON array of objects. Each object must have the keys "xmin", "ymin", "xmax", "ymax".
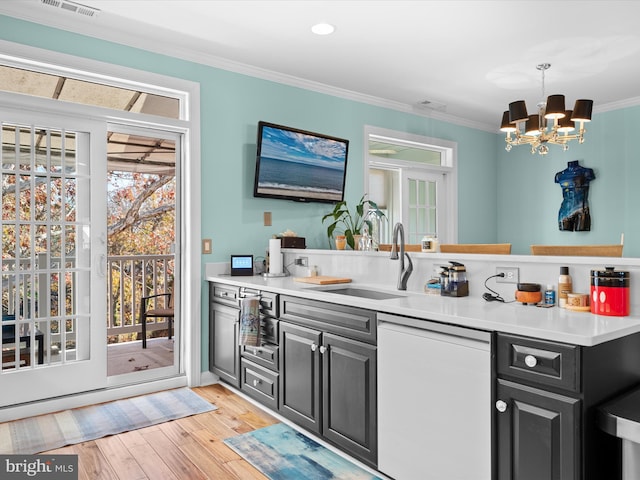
[{"xmin": 0, "ymin": 7, "xmax": 634, "ymax": 133}]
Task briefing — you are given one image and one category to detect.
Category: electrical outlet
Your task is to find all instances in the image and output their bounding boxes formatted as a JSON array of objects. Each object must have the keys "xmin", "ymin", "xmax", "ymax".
[
  {"xmin": 496, "ymin": 266, "xmax": 519, "ymax": 284},
  {"xmin": 295, "ymin": 256, "xmax": 308, "ymax": 267}
]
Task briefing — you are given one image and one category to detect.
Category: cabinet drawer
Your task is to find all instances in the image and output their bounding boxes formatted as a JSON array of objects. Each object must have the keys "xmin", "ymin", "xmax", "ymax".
[
  {"xmin": 261, "ymin": 317, "xmax": 279, "ymax": 345},
  {"xmin": 211, "ymin": 283, "xmax": 241, "ymax": 308},
  {"xmin": 241, "ymin": 359, "xmax": 279, "ymax": 410},
  {"xmin": 241, "ymin": 342, "xmax": 279, "ymax": 371},
  {"xmin": 497, "ymin": 333, "xmax": 580, "ymax": 392},
  {"xmin": 280, "ymin": 295, "xmax": 377, "ymax": 344},
  {"xmin": 260, "ymin": 291, "xmax": 279, "ymax": 318}
]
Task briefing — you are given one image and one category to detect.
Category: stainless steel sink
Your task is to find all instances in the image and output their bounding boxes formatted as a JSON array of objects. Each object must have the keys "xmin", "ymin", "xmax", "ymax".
[{"xmin": 323, "ymin": 287, "xmax": 404, "ymax": 300}]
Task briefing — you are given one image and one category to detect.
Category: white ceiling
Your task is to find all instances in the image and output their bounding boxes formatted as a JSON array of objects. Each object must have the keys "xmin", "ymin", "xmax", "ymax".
[{"xmin": 2, "ymin": 0, "xmax": 640, "ymax": 131}]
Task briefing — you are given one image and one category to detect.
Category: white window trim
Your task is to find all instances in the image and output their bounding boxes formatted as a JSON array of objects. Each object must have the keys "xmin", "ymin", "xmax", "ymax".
[
  {"xmin": 0, "ymin": 39, "xmax": 202, "ymax": 418},
  {"xmin": 363, "ymin": 125, "xmax": 458, "ymax": 244}
]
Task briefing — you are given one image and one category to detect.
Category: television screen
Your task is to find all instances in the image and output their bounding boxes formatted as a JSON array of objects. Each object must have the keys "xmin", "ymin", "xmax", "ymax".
[{"xmin": 253, "ymin": 121, "xmax": 349, "ymax": 203}]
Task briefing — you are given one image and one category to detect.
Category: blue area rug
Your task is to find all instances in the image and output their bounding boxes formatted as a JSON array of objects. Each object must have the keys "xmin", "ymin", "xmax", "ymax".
[
  {"xmin": 0, "ymin": 387, "xmax": 216, "ymax": 454},
  {"xmin": 224, "ymin": 422, "xmax": 382, "ymax": 480}
]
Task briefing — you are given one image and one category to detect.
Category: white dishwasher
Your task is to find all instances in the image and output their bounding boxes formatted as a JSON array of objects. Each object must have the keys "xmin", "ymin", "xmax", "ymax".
[{"xmin": 377, "ymin": 313, "xmax": 492, "ymax": 480}]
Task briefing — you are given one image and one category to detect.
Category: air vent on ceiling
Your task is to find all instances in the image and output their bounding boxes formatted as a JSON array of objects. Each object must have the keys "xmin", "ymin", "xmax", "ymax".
[
  {"xmin": 415, "ymin": 99, "xmax": 447, "ymax": 112},
  {"xmin": 40, "ymin": 0, "xmax": 100, "ymax": 18}
]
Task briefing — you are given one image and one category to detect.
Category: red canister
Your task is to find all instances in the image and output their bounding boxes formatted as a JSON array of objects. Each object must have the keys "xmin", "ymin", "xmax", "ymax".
[{"xmin": 590, "ymin": 267, "xmax": 630, "ymax": 316}]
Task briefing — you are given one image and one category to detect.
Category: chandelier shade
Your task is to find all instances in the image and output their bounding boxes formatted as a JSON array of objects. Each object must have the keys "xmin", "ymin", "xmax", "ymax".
[
  {"xmin": 544, "ymin": 95, "xmax": 566, "ymax": 119},
  {"xmin": 500, "ymin": 64, "xmax": 593, "ymax": 155},
  {"xmin": 572, "ymin": 99, "xmax": 593, "ymax": 122},
  {"xmin": 508, "ymin": 100, "xmax": 528, "ymax": 124},
  {"xmin": 500, "ymin": 111, "xmax": 517, "ymax": 132},
  {"xmin": 525, "ymin": 114, "xmax": 542, "ymax": 136},
  {"xmin": 558, "ymin": 110, "xmax": 575, "ymax": 132}
]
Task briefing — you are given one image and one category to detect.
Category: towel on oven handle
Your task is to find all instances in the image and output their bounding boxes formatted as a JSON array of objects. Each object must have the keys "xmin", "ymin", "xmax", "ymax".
[{"xmin": 239, "ymin": 296, "xmax": 261, "ymax": 346}]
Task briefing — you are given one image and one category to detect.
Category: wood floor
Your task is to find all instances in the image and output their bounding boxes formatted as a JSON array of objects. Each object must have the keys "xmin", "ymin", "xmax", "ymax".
[{"xmin": 43, "ymin": 384, "xmax": 278, "ymax": 479}]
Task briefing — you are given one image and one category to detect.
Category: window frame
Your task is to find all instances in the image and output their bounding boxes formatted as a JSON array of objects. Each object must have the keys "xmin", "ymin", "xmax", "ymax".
[{"xmin": 363, "ymin": 125, "xmax": 458, "ymax": 244}]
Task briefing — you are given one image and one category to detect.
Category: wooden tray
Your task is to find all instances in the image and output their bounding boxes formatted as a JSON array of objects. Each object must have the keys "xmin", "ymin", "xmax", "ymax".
[{"xmin": 294, "ymin": 276, "xmax": 352, "ymax": 285}]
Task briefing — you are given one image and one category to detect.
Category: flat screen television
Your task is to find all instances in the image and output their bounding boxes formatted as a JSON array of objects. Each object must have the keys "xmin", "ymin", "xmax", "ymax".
[{"xmin": 253, "ymin": 121, "xmax": 349, "ymax": 203}]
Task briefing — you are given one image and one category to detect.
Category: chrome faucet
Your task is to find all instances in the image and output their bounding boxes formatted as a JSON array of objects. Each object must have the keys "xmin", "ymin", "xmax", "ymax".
[{"xmin": 389, "ymin": 222, "xmax": 413, "ymax": 290}]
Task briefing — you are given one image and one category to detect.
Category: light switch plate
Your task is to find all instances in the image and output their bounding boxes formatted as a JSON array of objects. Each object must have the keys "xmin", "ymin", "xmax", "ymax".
[
  {"xmin": 264, "ymin": 211, "xmax": 272, "ymax": 226},
  {"xmin": 202, "ymin": 238, "xmax": 212, "ymax": 254}
]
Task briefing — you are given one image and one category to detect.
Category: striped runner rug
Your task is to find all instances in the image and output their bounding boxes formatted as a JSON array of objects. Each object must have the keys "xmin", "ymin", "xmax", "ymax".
[{"xmin": 0, "ymin": 387, "xmax": 216, "ymax": 454}]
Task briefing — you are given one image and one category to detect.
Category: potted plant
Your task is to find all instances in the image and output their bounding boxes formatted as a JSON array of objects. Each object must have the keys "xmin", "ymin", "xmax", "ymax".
[{"xmin": 322, "ymin": 195, "xmax": 385, "ymax": 250}]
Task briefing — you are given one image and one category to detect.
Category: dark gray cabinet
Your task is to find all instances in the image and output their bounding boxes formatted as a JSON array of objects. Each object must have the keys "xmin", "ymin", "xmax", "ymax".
[
  {"xmin": 322, "ymin": 331, "xmax": 377, "ymax": 465},
  {"xmin": 279, "ymin": 295, "xmax": 377, "ymax": 468},
  {"xmin": 496, "ymin": 332, "xmax": 640, "ymax": 480},
  {"xmin": 279, "ymin": 322, "xmax": 322, "ymax": 432},
  {"xmin": 209, "ymin": 301, "xmax": 241, "ymax": 388},
  {"xmin": 496, "ymin": 379, "xmax": 580, "ymax": 480},
  {"xmin": 239, "ymin": 290, "xmax": 280, "ymax": 408},
  {"xmin": 209, "ymin": 283, "xmax": 279, "ymax": 395}
]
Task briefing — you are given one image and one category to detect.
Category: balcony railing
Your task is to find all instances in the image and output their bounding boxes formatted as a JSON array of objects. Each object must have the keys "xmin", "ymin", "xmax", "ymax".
[
  {"xmin": 107, "ymin": 254, "xmax": 174, "ymax": 340},
  {"xmin": 3, "ymin": 254, "xmax": 173, "ymax": 344}
]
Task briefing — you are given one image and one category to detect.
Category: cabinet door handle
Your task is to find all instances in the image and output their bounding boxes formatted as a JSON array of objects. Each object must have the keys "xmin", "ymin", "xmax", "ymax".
[
  {"xmin": 524, "ymin": 354, "xmax": 538, "ymax": 368},
  {"xmin": 495, "ymin": 400, "xmax": 508, "ymax": 413},
  {"xmin": 253, "ymin": 379, "xmax": 261, "ymax": 387},
  {"xmin": 319, "ymin": 345, "xmax": 327, "ymax": 354},
  {"xmin": 311, "ymin": 343, "xmax": 317, "ymax": 352}
]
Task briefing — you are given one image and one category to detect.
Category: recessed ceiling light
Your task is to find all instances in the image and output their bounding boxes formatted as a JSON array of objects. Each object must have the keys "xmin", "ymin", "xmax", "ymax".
[{"xmin": 311, "ymin": 23, "xmax": 335, "ymax": 35}]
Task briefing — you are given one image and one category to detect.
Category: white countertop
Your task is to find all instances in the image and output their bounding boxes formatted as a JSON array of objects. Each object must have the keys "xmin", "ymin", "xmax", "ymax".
[{"xmin": 206, "ymin": 274, "xmax": 640, "ymax": 347}]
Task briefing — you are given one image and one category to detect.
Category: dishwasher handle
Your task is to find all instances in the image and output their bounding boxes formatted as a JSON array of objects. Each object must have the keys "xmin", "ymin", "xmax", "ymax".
[{"xmin": 378, "ymin": 313, "xmax": 491, "ymax": 350}]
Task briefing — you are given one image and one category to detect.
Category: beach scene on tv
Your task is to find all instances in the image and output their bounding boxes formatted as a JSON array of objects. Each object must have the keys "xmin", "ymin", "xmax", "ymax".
[{"xmin": 255, "ymin": 125, "xmax": 348, "ymax": 202}]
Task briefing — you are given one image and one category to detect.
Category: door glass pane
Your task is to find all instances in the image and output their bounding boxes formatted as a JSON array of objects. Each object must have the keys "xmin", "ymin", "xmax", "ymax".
[
  {"xmin": 106, "ymin": 129, "xmax": 177, "ymax": 377},
  {"xmin": 0, "ymin": 65, "xmax": 181, "ymax": 120},
  {"xmin": 1, "ymin": 122, "xmax": 91, "ymax": 372},
  {"xmin": 368, "ymin": 136, "xmax": 443, "ymax": 165}
]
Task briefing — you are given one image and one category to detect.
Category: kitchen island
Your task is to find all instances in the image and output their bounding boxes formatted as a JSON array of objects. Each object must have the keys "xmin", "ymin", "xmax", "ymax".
[
  {"xmin": 206, "ymin": 273, "xmax": 640, "ymax": 347},
  {"xmin": 206, "ymin": 271, "xmax": 640, "ymax": 480}
]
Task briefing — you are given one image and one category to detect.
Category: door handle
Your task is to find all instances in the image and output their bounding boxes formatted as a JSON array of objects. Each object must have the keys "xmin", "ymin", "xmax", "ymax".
[
  {"xmin": 311, "ymin": 343, "xmax": 317, "ymax": 352},
  {"xmin": 495, "ymin": 400, "xmax": 508, "ymax": 413},
  {"xmin": 96, "ymin": 254, "xmax": 106, "ymax": 278}
]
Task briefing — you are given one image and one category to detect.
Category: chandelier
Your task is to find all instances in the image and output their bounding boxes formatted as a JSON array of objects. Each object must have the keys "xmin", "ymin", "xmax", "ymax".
[{"xmin": 500, "ymin": 63, "xmax": 593, "ymax": 155}]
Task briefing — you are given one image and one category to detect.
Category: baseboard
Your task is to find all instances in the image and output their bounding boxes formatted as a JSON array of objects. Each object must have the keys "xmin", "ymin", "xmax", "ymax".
[{"xmin": 199, "ymin": 370, "xmax": 218, "ymax": 386}]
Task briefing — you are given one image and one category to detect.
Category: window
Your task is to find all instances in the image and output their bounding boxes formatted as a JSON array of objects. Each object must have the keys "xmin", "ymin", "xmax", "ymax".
[
  {"xmin": 0, "ymin": 64, "xmax": 181, "ymax": 119},
  {"xmin": 364, "ymin": 126, "xmax": 457, "ymax": 245}
]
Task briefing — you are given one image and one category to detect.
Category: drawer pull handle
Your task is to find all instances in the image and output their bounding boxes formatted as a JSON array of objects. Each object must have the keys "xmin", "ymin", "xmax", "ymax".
[
  {"xmin": 495, "ymin": 400, "xmax": 508, "ymax": 413},
  {"xmin": 319, "ymin": 346, "xmax": 327, "ymax": 354},
  {"xmin": 524, "ymin": 354, "xmax": 538, "ymax": 368},
  {"xmin": 311, "ymin": 343, "xmax": 317, "ymax": 352},
  {"xmin": 253, "ymin": 379, "xmax": 261, "ymax": 387}
]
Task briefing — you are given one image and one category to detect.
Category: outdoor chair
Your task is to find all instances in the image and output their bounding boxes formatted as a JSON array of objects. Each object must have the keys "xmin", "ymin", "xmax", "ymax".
[{"xmin": 139, "ymin": 283, "xmax": 174, "ymax": 349}]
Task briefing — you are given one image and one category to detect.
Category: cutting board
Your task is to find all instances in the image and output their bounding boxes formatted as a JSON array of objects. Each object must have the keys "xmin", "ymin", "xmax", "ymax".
[{"xmin": 294, "ymin": 276, "xmax": 352, "ymax": 285}]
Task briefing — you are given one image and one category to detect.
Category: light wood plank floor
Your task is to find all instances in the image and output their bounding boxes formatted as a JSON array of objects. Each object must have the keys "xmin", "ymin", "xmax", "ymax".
[{"xmin": 43, "ymin": 384, "xmax": 278, "ymax": 480}]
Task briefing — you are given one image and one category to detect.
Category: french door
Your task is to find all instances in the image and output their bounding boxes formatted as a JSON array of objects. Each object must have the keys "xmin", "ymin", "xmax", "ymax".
[
  {"xmin": 1, "ymin": 108, "xmax": 107, "ymax": 407},
  {"xmin": 401, "ymin": 169, "xmax": 446, "ymax": 245}
]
